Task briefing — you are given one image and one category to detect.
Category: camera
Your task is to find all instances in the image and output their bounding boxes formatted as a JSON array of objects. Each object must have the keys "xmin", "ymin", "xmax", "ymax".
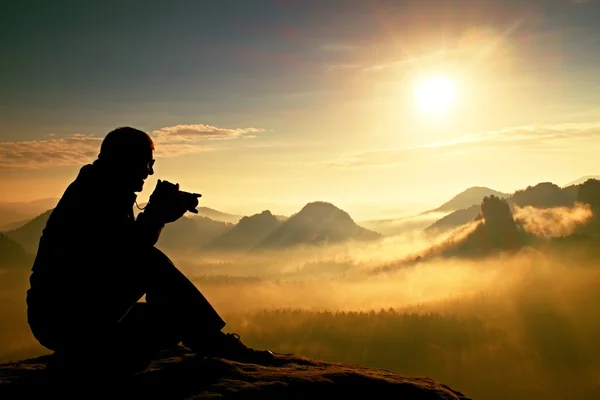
[
  {"xmin": 156, "ymin": 179, "xmax": 201, "ymax": 214},
  {"xmin": 180, "ymin": 190, "xmax": 201, "ymax": 214}
]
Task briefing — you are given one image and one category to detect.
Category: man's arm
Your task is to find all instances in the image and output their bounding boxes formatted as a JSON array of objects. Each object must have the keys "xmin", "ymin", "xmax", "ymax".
[
  {"xmin": 77, "ymin": 177, "xmax": 188, "ymax": 251},
  {"xmin": 134, "ymin": 209, "xmax": 165, "ymax": 246}
]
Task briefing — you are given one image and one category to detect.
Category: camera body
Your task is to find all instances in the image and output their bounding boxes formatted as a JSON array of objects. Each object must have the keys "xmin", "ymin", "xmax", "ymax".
[
  {"xmin": 156, "ymin": 179, "xmax": 201, "ymax": 214},
  {"xmin": 180, "ymin": 190, "xmax": 201, "ymax": 214}
]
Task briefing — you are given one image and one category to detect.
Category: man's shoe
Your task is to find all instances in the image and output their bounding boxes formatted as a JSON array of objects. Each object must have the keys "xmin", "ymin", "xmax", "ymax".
[{"xmin": 184, "ymin": 332, "xmax": 275, "ymax": 364}]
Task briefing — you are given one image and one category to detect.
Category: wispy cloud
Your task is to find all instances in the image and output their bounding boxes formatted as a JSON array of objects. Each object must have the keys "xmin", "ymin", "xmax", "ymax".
[
  {"xmin": 315, "ymin": 122, "xmax": 600, "ymax": 169},
  {"xmin": 0, "ymin": 123, "xmax": 265, "ymax": 169},
  {"xmin": 0, "ymin": 134, "xmax": 102, "ymax": 169},
  {"xmin": 320, "ymin": 43, "xmax": 357, "ymax": 52},
  {"xmin": 150, "ymin": 123, "xmax": 265, "ymax": 159},
  {"xmin": 152, "ymin": 124, "xmax": 264, "ymax": 141},
  {"xmin": 313, "ymin": 147, "xmax": 412, "ymax": 169},
  {"xmin": 362, "ymin": 49, "xmax": 463, "ymax": 73},
  {"xmin": 323, "ymin": 46, "xmax": 483, "ymax": 75},
  {"xmin": 418, "ymin": 122, "xmax": 600, "ymax": 150},
  {"xmin": 325, "ymin": 63, "xmax": 364, "ymax": 72},
  {"xmin": 324, "ymin": 20, "xmax": 523, "ymax": 75}
]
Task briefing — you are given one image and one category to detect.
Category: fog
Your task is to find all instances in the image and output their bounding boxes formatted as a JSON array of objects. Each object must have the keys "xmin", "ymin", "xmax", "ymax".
[
  {"xmin": 514, "ymin": 203, "xmax": 593, "ymax": 237},
  {"xmin": 359, "ymin": 211, "xmax": 449, "ymax": 237},
  {"xmin": 2, "ymin": 222, "xmax": 600, "ymax": 399}
]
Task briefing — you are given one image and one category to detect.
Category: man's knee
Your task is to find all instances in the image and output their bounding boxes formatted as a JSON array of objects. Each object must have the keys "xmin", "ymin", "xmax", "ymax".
[
  {"xmin": 146, "ymin": 246, "xmax": 176, "ymax": 267},
  {"xmin": 143, "ymin": 246, "xmax": 188, "ymax": 298}
]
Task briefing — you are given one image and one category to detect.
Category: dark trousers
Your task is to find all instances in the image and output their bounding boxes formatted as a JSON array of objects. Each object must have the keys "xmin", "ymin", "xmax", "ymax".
[{"xmin": 28, "ymin": 247, "xmax": 225, "ymax": 373}]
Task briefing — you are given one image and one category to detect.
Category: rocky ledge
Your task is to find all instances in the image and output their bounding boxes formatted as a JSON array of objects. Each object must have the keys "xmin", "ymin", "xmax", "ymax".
[{"xmin": 0, "ymin": 346, "xmax": 471, "ymax": 399}]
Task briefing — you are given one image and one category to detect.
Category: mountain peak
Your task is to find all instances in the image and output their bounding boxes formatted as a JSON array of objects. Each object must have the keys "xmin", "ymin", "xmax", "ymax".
[
  {"xmin": 5, "ymin": 209, "xmax": 54, "ymax": 253},
  {"xmin": 239, "ymin": 209, "xmax": 275, "ymax": 223},
  {"xmin": 429, "ymin": 187, "xmax": 509, "ymax": 213},
  {"xmin": 297, "ymin": 201, "xmax": 353, "ymax": 222},
  {"xmin": 208, "ymin": 210, "xmax": 281, "ymax": 250},
  {"xmin": 563, "ymin": 175, "xmax": 600, "ymax": 187},
  {"xmin": 256, "ymin": 201, "xmax": 380, "ymax": 248},
  {"xmin": 235, "ymin": 210, "xmax": 279, "ymax": 230}
]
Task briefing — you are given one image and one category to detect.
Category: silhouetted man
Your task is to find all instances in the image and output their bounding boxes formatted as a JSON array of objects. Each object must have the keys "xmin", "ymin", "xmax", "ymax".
[{"xmin": 26, "ymin": 127, "xmax": 272, "ymax": 375}]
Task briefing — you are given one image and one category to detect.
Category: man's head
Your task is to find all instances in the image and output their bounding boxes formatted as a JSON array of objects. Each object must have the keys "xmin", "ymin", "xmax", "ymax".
[{"xmin": 98, "ymin": 127, "xmax": 155, "ymax": 192}]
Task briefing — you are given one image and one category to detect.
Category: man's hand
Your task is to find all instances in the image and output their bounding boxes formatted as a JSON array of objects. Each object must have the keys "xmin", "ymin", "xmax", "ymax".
[{"xmin": 143, "ymin": 179, "xmax": 191, "ymax": 224}]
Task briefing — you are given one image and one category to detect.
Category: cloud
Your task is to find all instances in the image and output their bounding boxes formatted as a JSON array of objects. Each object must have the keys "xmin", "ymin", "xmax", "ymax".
[
  {"xmin": 315, "ymin": 122, "xmax": 600, "ymax": 169},
  {"xmin": 419, "ymin": 122, "xmax": 600, "ymax": 150},
  {"xmin": 325, "ymin": 63, "xmax": 364, "ymax": 72},
  {"xmin": 362, "ymin": 49, "xmax": 461, "ymax": 73},
  {"xmin": 321, "ymin": 43, "xmax": 357, "ymax": 52},
  {"xmin": 323, "ymin": 21, "xmax": 524, "ymax": 76},
  {"xmin": 150, "ymin": 124, "xmax": 265, "ymax": 159},
  {"xmin": 314, "ymin": 147, "xmax": 410, "ymax": 169},
  {"xmin": 0, "ymin": 123, "xmax": 265, "ymax": 169},
  {"xmin": 323, "ymin": 50, "xmax": 453, "ymax": 74},
  {"xmin": 152, "ymin": 124, "xmax": 264, "ymax": 141},
  {"xmin": 0, "ymin": 134, "xmax": 102, "ymax": 169}
]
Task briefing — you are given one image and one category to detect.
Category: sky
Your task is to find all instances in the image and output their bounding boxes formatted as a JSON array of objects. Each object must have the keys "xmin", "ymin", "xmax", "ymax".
[{"xmin": 1, "ymin": 0, "xmax": 600, "ymax": 220}]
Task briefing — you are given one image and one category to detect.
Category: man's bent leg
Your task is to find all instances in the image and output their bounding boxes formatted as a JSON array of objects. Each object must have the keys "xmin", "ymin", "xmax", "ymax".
[
  {"xmin": 140, "ymin": 247, "xmax": 274, "ymax": 363},
  {"xmin": 113, "ymin": 302, "xmax": 182, "ymax": 373},
  {"xmin": 142, "ymin": 247, "xmax": 226, "ymax": 338}
]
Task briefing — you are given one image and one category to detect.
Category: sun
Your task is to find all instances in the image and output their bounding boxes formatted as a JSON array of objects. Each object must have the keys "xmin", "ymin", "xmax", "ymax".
[{"xmin": 413, "ymin": 76, "xmax": 457, "ymax": 116}]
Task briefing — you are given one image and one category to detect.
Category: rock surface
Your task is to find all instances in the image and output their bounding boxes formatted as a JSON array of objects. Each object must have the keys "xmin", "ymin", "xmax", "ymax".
[{"xmin": 0, "ymin": 346, "xmax": 471, "ymax": 399}]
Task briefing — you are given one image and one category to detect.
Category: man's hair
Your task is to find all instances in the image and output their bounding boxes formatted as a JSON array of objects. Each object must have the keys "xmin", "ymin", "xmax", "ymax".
[{"xmin": 98, "ymin": 127, "xmax": 154, "ymax": 162}]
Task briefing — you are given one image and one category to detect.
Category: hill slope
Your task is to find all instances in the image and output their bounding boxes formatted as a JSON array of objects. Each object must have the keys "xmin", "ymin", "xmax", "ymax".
[
  {"xmin": 0, "ymin": 233, "xmax": 32, "ymax": 268},
  {"xmin": 424, "ymin": 180, "xmax": 589, "ymax": 234},
  {"xmin": 563, "ymin": 175, "xmax": 600, "ymax": 187},
  {"xmin": 5, "ymin": 210, "xmax": 53, "ymax": 254},
  {"xmin": 257, "ymin": 202, "xmax": 381, "ymax": 249},
  {"xmin": 208, "ymin": 210, "xmax": 281, "ymax": 250},
  {"xmin": 0, "ymin": 346, "xmax": 470, "ymax": 399},
  {"xmin": 427, "ymin": 187, "xmax": 509, "ymax": 213},
  {"xmin": 511, "ymin": 182, "xmax": 575, "ymax": 208},
  {"xmin": 425, "ymin": 205, "xmax": 481, "ymax": 233},
  {"xmin": 0, "ymin": 210, "xmax": 31, "ymax": 232},
  {"xmin": 157, "ymin": 216, "xmax": 234, "ymax": 250},
  {"xmin": 194, "ymin": 207, "xmax": 243, "ymax": 224}
]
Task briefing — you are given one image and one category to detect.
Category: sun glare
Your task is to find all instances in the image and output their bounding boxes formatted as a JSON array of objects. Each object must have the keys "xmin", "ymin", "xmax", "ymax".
[{"xmin": 414, "ymin": 76, "xmax": 457, "ymax": 116}]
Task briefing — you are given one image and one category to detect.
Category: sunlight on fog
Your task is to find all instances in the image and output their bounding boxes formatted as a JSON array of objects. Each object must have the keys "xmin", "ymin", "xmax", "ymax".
[{"xmin": 514, "ymin": 203, "xmax": 593, "ymax": 237}]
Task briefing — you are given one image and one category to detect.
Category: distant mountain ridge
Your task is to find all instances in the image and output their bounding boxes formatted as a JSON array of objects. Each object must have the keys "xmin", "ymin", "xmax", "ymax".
[
  {"xmin": 133, "ymin": 204, "xmax": 242, "ymax": 224},
  {"xmin": 208, "ymin": 210, "xmax": 281, "ymax": 250},
  {"xmin": 0, "ymin": 233, "xmax": 32, "ymax": 268},
  {"xmin": 6, "ymin": 177, "xmax": 599, "ymax": 254},
  {"xmin": 256, "ymin": 202, "xmax": 381, "ymax": 249},
  {"xmin": 425, "ymin": 187, "xmax": 510, "ymax": 214},
  {"xmin": 194, "ymin": 207, "xmax": 243, "ymax": 224},
  {"xmin": 425, "ymin": 205, "xmax": 481, "ymax": 233},
  {"xmin": 563, "ymin": 175, "xmax": 600, "ymax": 188},
  {"xmin": 0, "ymin": 198, "xmax": 58, "ymax": 214},
  {"xmin": 157, "ymin": 216, "xmax": 234, "ymax": 250},
  {"xmin": 424, "ymin": 180, "xmax": 596, "ymax": 234},
  {"xmin": 5, "ymin": 209, "xmax": 53, "ymax": 254},
  {"xmin": 4, "ymin": 201, "xmax": 380, "ymax": 255},
  {"xmin": 0, "ymin": 198, "xmax": 58, "ymax": 231}
]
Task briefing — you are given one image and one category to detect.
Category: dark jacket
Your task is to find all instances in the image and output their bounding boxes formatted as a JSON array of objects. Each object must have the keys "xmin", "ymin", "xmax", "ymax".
[{"xmin": 26, "ymin": 160, "xmax": 162, "ymax": 347}]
